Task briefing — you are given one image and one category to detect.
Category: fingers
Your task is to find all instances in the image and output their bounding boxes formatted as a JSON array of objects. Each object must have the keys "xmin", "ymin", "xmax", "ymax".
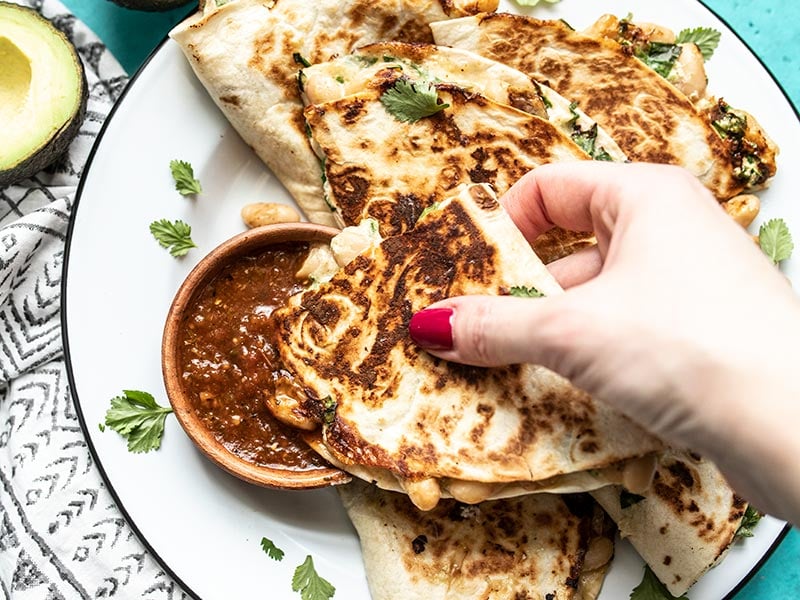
[
  {"xmin": 500, "ymin": 162, "xmax": 698, "ymax": 246},
  {"xmin": 409, "ymin": 294, "xmax": 571, "ymax": 368},
  {"xmin": 546, "ymin": 245, "xmax": 603, "ymax": 288},
  {"xmin": 500, "ymin": 162, "xmax": 624, "ymax": 242}
]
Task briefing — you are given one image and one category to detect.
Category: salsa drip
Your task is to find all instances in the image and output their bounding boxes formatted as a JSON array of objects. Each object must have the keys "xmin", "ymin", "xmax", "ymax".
[{"xmin": 178, "ymin": 242, "xmax": 330, "ymax": 470}]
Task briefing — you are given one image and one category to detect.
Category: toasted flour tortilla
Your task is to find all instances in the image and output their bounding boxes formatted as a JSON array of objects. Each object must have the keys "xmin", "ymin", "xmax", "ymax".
[
  {"xmin": 169, "ymin": 0, "xmax": 497, "ymax": 226},
  {"xmin": 430, "ymin": 13, "xmax": 777, "ymax": 200},
  {"xmin": 301, "ymin": 42, "xmax": 626, "ymax": 163},
  {"xmin": 304, "ymin": 71, "xmax": 592, "ymax": 243},
  {"xmin": 339, "ymin": 479, "xmax": 616, "ymax": 600},
  {"xmin": 591, "ymin": 450, "xmax": 748, "ymax": 596},
  {"xmin": 273, "ymin": 184, "xmax": 662, "ymax": 509}
]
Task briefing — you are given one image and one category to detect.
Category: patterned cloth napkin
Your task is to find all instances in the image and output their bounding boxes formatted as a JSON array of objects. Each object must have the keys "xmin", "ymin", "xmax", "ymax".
[{"xmin": 0, "ymin": 1, "xmax": 188, "ymax": 597}]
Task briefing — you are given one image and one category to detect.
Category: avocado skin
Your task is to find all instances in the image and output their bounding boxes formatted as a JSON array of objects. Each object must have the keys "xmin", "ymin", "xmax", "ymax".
[
  {"xmin": 105, "ymin": 0, "xmax": 193, "ymax": 12},
  {"xmin": 0, "ymin": 3, "xmax": 89, "ymax": 188}
]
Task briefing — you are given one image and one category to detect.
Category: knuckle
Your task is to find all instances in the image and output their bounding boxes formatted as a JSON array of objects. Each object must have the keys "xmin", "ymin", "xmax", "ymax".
[{"xmin": 462, "ymin": 300, "xmax": 498, "ymax": 365}]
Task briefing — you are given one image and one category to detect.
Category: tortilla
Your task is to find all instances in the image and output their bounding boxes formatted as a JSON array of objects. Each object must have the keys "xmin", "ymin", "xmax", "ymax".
[
  {"xmin": 169, "ymin": 0, "xmax": 498, "ymax": 226},
  {"xmin": 301, "ymin": 42, "xmax": 626, "ymax": 163},
  {"xmin": 339, "ymin": 479, "xmax": 616, "ymax": 600},
  {"xmin": 272, "ymin": 183, "xmax": 662, "ymax": 510},
  {"xmin": 304, "ymin": 70, "xmax": 592, "ymax": 243},
  {"xmin": 430, "ymin": 13, "xmax": 777, "ymax": 200},
  {"xmin": 591, "ymin": 449, "xmax": 748, "ymax": 596}
]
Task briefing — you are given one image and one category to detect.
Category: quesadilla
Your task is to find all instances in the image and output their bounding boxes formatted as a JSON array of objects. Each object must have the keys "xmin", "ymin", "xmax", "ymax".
[
  {"xmin": 430, "ymin": 14, "xmax": 777, "ymax": 200},
  {"xmin": 272, "ymin": 183, "xmax": 663, "ymax": 510},
  {"xmin": 300, "ymin": 42, "xmax": 626, "ymax": 163},
  {"xmin": 591, "ymin": 449, "xmax": 749, "ymax": 597},
  {"xmin": 169, "ymin": 0, "xmax": 498, "ymax": 227},
  {"xmin": 339, "ymin": 479, "xmax": 616, "ymax": 600},
  {"xmin": 303, "ymin": 69, "xmax": 593, "ymax": 246}
]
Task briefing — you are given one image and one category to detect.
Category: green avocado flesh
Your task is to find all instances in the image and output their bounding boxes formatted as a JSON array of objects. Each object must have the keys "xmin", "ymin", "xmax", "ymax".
[{"xmin": 0, "ymin": 1, "xmax": 87, "ymax": 186}]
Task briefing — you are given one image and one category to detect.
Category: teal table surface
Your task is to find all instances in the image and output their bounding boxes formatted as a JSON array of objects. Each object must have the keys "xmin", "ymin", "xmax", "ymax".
[{"xmin": 57, "ymin": 0, "xmax": 800, "ymax": 598}]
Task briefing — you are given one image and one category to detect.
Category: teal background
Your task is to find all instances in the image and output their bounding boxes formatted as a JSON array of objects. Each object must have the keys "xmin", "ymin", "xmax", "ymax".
[{"xmin": 57, "ymin": 0, "xmax": 800, "ymax": 598}]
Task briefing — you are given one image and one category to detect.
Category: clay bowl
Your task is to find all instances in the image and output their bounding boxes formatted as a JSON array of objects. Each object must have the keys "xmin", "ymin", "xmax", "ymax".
[{"xmin": 162, "ymin": 222, "xmax": 350, "ymax": 490}]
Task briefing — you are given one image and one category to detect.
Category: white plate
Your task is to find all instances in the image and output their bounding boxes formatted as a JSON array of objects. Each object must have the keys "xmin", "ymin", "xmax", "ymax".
[{"xmin": 63, "ymin": 1, "xmax": 795, "ymax": 598}]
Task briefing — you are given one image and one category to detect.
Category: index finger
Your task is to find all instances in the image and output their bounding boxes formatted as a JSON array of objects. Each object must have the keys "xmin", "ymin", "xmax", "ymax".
[{"xmin": 500, "ymin": 161, "xmax": 688, "ymax": 244}]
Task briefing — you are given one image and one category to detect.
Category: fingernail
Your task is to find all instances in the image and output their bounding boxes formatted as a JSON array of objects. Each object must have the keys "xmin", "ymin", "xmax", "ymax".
[{"xmin": 409, "ymin": 308, "xmax": 453, "ymax": 350}]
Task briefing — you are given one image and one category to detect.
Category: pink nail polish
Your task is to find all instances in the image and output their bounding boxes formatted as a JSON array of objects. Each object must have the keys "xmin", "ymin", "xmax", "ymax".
[{"xmin": 409, "ymin": 308, "xmax": 453, "ymax": 350}]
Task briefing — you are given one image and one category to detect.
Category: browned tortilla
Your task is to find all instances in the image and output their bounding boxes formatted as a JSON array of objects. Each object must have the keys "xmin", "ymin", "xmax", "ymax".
[
  {"xmin": 339, "ymin": 479, "xmax": 616, "ymax": 600},
  {"xmin": 431, "ymin": 13, "xmax": 774, "ymax": 200}
]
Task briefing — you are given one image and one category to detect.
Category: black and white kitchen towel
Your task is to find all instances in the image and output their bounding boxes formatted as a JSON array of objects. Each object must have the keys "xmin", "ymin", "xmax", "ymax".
[{"xmin": 0, "ymin": 1, "xmax": 188, "ymax": 597}]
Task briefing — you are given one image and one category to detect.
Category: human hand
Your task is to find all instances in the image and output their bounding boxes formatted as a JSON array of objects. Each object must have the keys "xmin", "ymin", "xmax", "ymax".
[{"xmin": 409, "ymin": 162, "xmax": 800, "ymax": 523}]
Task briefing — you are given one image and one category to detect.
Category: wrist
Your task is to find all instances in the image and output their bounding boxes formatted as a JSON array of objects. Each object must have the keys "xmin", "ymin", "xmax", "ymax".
[{"xmin": 687, "ymin": 357, "xmax": 800, "ymax": 524}]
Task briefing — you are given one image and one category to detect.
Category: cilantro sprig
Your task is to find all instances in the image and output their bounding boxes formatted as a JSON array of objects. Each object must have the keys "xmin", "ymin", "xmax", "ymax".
[
  {"xmin": 675, "ymin": 27, "xmax": 721, "ymax": 61},
  {"xmin": 380, "ymin": 79, "xmax": 449, "ymax": 123},
  {"xmin": 150, "ymin": 219, "xmax": 197, "ymax": 257},
  {"xmin": 635, "ymin": 42, "xmax": 682, "ymax": 78},
  {"xmin": 169, "ymin": 159, "xmax": 202, "ymax": 196},
  {"xmin": 292, "ymin": 555, "xmax": 336, "ymax": 600},
  {"xmin": 735, "ymin": 505, "xmax": 762, "ymax": 539},
  {"xmin": 261, "ymin": 537, "xmax": 285, "ymax": 561},
  {"xmin": 509, "ymin": 285, "xmax": 544, "ymax": 298},
  {"xmin": 759, "ymin": 218, "xmax": 793, "ymax": 266},
  {"xmin": 104, "ymin": 390, "xmax": 173, "ymax": 453},
  {"xmin": 630, "ymin": 566, "xmax": 688, "ymax": 600}
]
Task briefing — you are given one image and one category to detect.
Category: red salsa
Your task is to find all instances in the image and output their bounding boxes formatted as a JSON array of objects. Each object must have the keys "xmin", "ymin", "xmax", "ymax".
[{"xmin": 178, "ymin": 242, "xmax": 330, "ymax": 470}]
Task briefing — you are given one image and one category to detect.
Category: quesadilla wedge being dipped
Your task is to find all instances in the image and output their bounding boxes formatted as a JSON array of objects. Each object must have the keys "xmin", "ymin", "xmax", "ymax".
[
  {"xmin": 169, "ymin": 0, "xmax": 498, "ymax": 226},
  {"xmin": 339, "ymin": 479, "xmax": 617, "ymax": 600},
  {"xmin": 591, "ymin": 450, "xmax": 751, "ymax": 597},
  {"xmin": 430, "ymin": 13, "xmax": 778, "ymax": 200},
  {"xmin": 271, "ymin": 184, "xmax": 663, "ymax": 510}
]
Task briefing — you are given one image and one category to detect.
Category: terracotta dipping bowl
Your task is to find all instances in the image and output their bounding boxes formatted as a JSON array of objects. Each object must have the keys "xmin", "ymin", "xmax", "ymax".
[{"xmin": 162, "ymin": 223, "xmax": 350, "ymax": 490}]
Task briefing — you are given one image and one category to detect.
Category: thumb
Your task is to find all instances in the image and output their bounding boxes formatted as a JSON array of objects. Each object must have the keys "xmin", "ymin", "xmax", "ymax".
[{"xmin": 409, "ymin": 294, "xmax": 582, "ymax": 370}]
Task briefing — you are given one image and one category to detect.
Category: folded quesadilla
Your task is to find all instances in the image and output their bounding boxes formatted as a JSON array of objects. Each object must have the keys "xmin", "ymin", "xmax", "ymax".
[
  {"xmin": 272, "ymin": 184, "xmax": 663, "ymax": 510},
  {"xmin": 169, "ymin": 0, "xmax": 498, "ymax": 226},
  {"xmin": 339, "ymin": 479, "xmax": 616, "ymax": 600},
  {"xmin": 301, "ymin": 42, "xmax": 626, "ymax": 163},
  {"xmin": 303, "ymin": 69, "xmax": 593, "ymax": 250},
  {"xmin": 430, "ymin": 14, "xmax": 777, "ymax": 200},
  {"xmin": 591, "ymin": 449, "xmax": 749, "ymax": 596}
]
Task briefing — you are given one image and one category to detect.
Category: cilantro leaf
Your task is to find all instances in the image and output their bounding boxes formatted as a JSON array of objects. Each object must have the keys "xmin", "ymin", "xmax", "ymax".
[
  {"xmin": 104, "ymin": 390, "xmax": 173, "ymax": 453},
  {"xmin": 293, "ymin": 52, "xmax": 311, "ymax": 68},
  {"xmin": 292, "ymin": 555, "xmax": 336, "ymax": 600},
  {"xmin": 675, "ymin": 27, "xmax": 721, "ymax": 60},
  {"xmin": 150, "ymin": 219, "xmax": 197, "ymax": 257},
  {"xmin": 735, "ymin": 505, "xmax": 762, "ymax": 539},
  {"xmin": 509, "ymin": 285, "xmax": 544, "ymax": 298},
  {"xmin": 260, "ymin": 537, "xmax": 285, "ymax": 561},
  {"xmin": 321, "ymin": 396, "xmax": 337, "ymax": 426},
  {"xmin": 169, "ymin": 159, "xmax": 202, "ymax": 196},
  {"xmin": 759, "ymin": 218, "xmax": 794, "ymax": 265},
  {"xmin": 418, "ymin": 202, "xmax": 441, "ymax": 221},
  {"xmin": 635, "ymin": 42, "xmax": 682, "ymax": 78},
  {"xmin": 380, "ymin": 79, "xmax": 449, "ymax": 123},
  {"xmin": 630, "ymin": 566, "xmax": 688, "ymax": 600}
]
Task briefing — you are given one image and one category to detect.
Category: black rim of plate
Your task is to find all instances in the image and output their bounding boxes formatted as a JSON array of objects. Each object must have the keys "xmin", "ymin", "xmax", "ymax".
[{"xmin": 61, "ymin": 2, "xmax": 797, "ymax": 599}]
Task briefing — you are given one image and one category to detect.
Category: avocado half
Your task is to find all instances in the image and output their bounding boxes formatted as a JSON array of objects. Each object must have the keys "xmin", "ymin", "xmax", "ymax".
[{"xmin": 0, "ymin": 1, "xmax": 88, "ymax": 187}]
